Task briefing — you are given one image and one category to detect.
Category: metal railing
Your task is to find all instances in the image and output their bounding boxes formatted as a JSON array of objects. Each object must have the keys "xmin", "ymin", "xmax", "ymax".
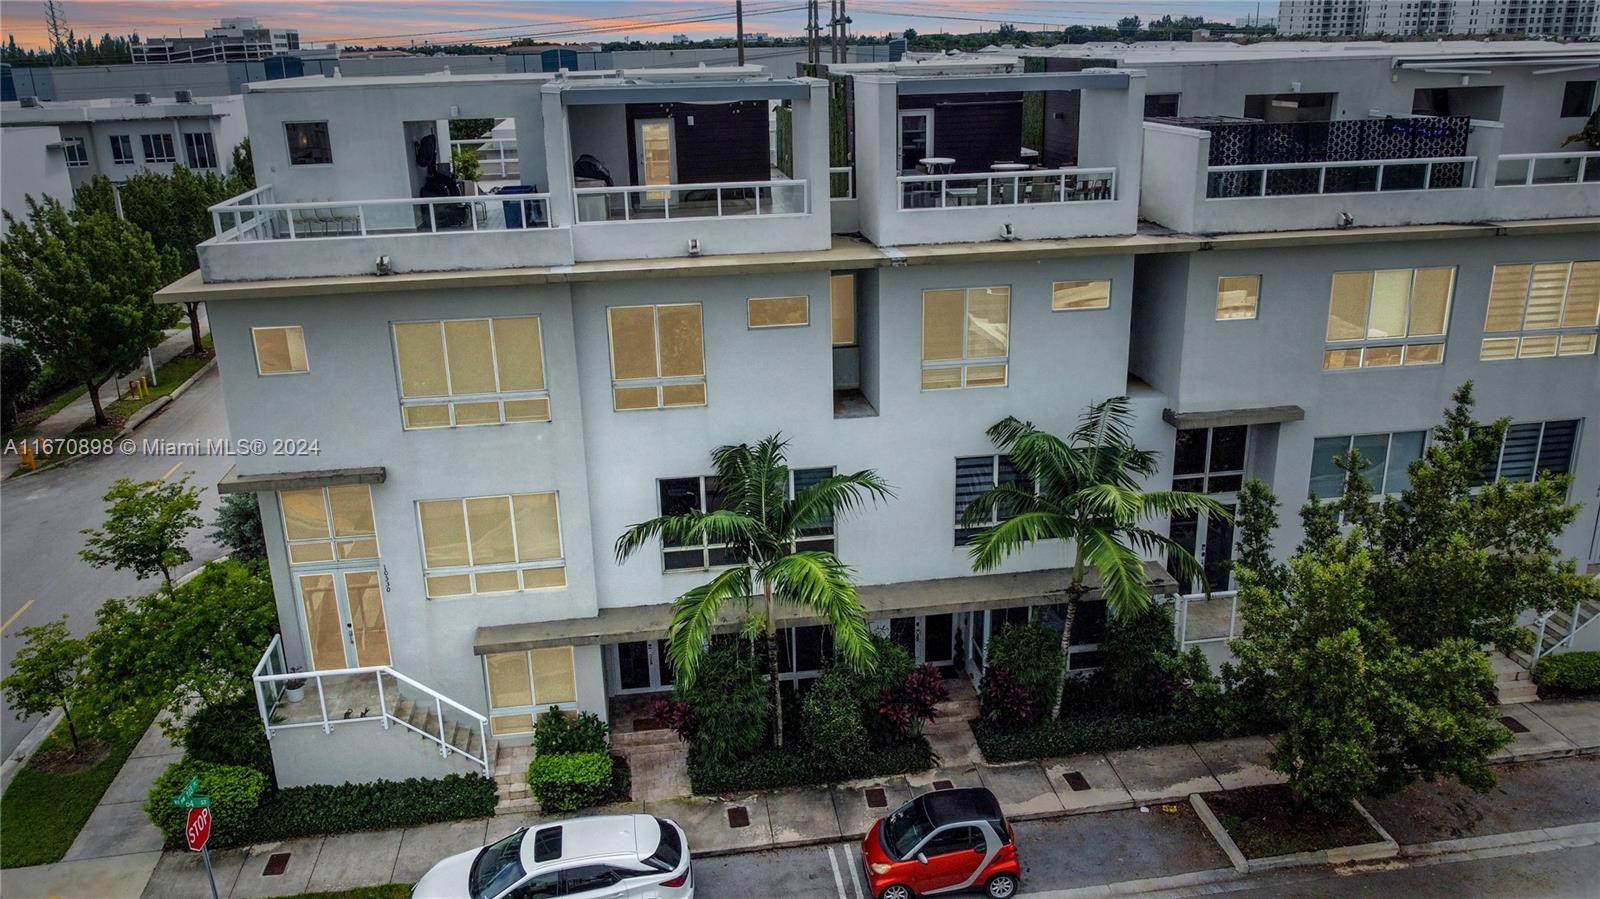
[
  {"xmin": 1207, "ymin": 156, "xmax": 1477, "ymax": 198},
  {"xmin": 898, "ymin": 167, "xmax": 1116, "ymax": 210},
  {"xmin": 449, "ymin": 137, "xmax": 519, "ymax": 179},
  {"xmin": 1167, "ymin": 590, "xmax": 1241, "ymax": 649},
  {"xmin": 829, "ymin": 166, "xmax": 854, "ymax": 200},
  {"xmin": 1530, "ymin": 579, "xmax": 1600, "ymax": 665},
  {"xmin": 251, "ymin": 635, "xmax": 489, "ymax": 774},
  {"xmin": 209, "ymin": 184, "xmax": 554, "ymax": 243},
  {"xmin": 1494, "ymin": 151, "xmax": 1600, "ymax": 187},
  {"xmin": 573, "ymin": 178, "xmax": 809, "ymax": 223}
]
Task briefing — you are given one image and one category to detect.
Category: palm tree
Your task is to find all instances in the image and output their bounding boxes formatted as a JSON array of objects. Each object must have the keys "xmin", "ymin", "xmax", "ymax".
[
  {"xmin": 962, "ymin": 397, "xmax": 1227, "ymax": 719},
  {"xmin": 615, "ymin": 435, "xmax": 893, "ymax": 747}
]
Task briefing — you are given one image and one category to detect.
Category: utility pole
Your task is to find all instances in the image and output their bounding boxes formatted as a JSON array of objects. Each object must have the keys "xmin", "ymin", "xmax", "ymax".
[
  {"xmin": 735, "ymin": 0, "xmax": 745, "ymax": 66},
  {"xmin": 840, "ymin": 0, "xmax": 848, "ymax": 63},
  {"xmin": 807, "ymin": 0, "xmax": 819, "ymax": 67},
  {"xmin": 45, "ymin": 0, "xmax": 73, "ymax": 65}
]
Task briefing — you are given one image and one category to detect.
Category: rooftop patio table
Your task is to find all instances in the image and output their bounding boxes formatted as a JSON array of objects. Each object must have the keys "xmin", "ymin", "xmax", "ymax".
[
  {"xmin": 920, "ymin": 157, "xmax": 955, "ymax": 174},
  {"xmin": 990, "ymin": 163, "xmax": 1029, "ymax": 172}
]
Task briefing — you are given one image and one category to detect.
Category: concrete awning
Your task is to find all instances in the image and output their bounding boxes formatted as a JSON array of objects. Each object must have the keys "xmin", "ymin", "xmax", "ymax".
[
  {"xmin": 216, "ymin": 465, "xmax": 386, "ymax": 495},
  {"xmin": 1162, "ymin": 405, "xmax": 1304, "ymax": 430},
  {"xmin": 472, "ymin": 561, "xmax": 1176, "ymax": 655}
]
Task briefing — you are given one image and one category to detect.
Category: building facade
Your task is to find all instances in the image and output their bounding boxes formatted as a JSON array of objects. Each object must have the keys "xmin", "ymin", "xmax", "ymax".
[
  {"xmin": 164, "ymin": 48, "xmax": 1600, "ymax": 794},
  {"xmin": 133, "ymin": 17, "xmax": 302, "ymax": 65},
  {"xmin": 1280, "ymin": 0, "xmax": 1600, "ymax": 37}
]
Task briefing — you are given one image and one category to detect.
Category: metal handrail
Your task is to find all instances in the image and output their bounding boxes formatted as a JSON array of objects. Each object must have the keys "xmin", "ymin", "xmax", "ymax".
[
  {"xmin": 897, "ymin": 166, "xmax": 1116, "ymax": 210},
  {"xmin": 1207, "ymin": 156, "xmax": 1477, "ymax": 198},
  {"xmin": 1493, "ymin": 151, "xmax": 1600, "ymax": 187},
  {"xmin": 1530, "ymin": 576, "xmax": 1600, "ymax": 665},
  {"xmin": 572, "ymin": 178, "xmax": 810, "ymax": 223}
]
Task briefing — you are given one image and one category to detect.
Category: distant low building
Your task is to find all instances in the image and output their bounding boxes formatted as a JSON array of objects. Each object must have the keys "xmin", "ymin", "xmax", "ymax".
[{"xmin": 133, "ymin": 16, "xmax": 302, "ymax": 64}]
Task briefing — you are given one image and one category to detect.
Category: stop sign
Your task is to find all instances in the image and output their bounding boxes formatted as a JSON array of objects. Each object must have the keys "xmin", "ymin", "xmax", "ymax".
[{"xmin": 186, "ymin": 806, "xmax": 212, "ymax": 852}]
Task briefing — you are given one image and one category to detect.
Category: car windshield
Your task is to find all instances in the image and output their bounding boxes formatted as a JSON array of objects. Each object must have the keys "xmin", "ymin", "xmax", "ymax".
[
  {"xmin": 643, "ymin": 817, "xmax": 682, "ymax": 872},
  {"xmin": 882, "ymin": 803, "xmax": 936, "ymax": 860},
  {"xmin": 470, "ymin": 829, "xmax": 527, "ymax": 899}
]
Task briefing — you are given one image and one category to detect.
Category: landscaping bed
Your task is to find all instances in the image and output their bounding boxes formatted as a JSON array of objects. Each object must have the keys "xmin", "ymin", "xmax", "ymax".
[
  {"xmin": 287, "ymin": 887, "xmax": 412, "ymax": 899},
  {"xmin": 974, "ymin": 712, "xmax": 1241, "ymax": 764},
  {"xmin": 1204, "ymin": 784, "xmax": 1383, "ymax": 859},
  {"xmin": 1534, "ymin": 651, "xmax": 1600, "ymax": 699},
  {"xmin": 687, "ymin": 736, "xmax": 934, "ymax": 795}
]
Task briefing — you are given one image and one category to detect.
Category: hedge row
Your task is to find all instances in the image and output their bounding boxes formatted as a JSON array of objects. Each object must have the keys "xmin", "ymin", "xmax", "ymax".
[
  {"xmin": 973, "ymin": 713, "xmax": 1246, "ymax": 764},
  {"xmin": 1534, "ymin": 651, "xmax": 1600, "ymax": 699},
  {"xmin": 687, "ymin": 737, "xmax": 934, "ymax": 795}
]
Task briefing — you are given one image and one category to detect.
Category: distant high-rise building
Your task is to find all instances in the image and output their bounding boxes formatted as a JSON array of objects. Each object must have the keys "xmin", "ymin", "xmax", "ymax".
[
  {"xmin": 132, "ymin": 16, "xmax": 302, "ymax": 64},
  {"xmin": 1279, "ymin": 1, "xmax": 1600, "ymax": 38}
]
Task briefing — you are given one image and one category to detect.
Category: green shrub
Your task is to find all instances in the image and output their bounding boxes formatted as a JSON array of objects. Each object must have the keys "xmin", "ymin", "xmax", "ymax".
[
  {"xmin": 181, "ymin": 694, "xmax": 274, "ymax": 779},
  {"xmin": 534, "ymin": 707, "xmax": 609, "ymax": 755},
  {"xmin": 688, "ymin": 737, "xmax": 933, "ymax": 794},
  {"xmin": 676, "ymin": 642, "xmax": 770, "ymax": 764},
  {"xmin": 1100, "ymin": 604, "xmax": 1191, "ymax": 714},
  {"xmin": 984, "ymin": 622, "xmax": 1064, "ymax": 720},
  {"xmin": 145, "ymin": 760, "xmax": 266, "ymax": 848},
  {"xmin": 233, "ymin": 773, "xmax": 496, "ymax": 847},
  {"xmin": 528, "ymin": 752, "xmax": 614, "ymax": 813},
  {"xmin": 974, "ymin": 712, "xmax": 1254, "ymax": 764},
  {"xmin": 1534, "ymin": 651, "xmax": 1600, "ymax": 698},
  {"xmin": 802, "ymin": 669, "xmax": 870, "ymax": 773}
]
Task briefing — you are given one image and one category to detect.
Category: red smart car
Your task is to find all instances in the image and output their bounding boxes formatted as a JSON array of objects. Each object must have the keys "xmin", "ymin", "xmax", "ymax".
[{"xmin": 862, "ymin": 787, "xmax": 1020, "ymax": 899}]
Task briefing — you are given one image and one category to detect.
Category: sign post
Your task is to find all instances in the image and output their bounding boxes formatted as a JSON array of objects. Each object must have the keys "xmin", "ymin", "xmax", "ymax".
[{"xmin": 174, "ymin": 780, "xmax": 218, "ymax": 899}]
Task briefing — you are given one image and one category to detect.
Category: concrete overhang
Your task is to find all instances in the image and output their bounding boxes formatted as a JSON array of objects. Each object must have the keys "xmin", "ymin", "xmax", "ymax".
[
  {"xmin": 471, "ymin": 561, "xmax": 1176, "ymax": 654},
  {"xmin": 557, "ymin": 79, "xmax": 813, "ymax": 105},
  {"xmin": 216, "ymin": 465, "xmax": 385, "ymax": 495},
  {"xmin": 1162, "ymin": 405, "xmax": 1306, "ymax": 430},
  {"xmin": 894, "ymin": 70, "xmax": 1131, "ymax": 95}
]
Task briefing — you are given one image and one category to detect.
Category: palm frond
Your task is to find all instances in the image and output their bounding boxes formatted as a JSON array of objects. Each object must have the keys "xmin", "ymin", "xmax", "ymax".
[
  {"xmin": 987, "ymin": 416, "xmax": 1088, "ymax": 495},
  {"xmin": 764, "ymin": 551, "xmax": 877, "ymax": 674},
  {"xmin": 665, "ymin": 565, "xmax": 753, "ymax": 687},
  {"xmin": 709, "ymin": 441, "xmax": 759, "ymax": 516},
  {"xmin": 614, "ymin": 509, "xmax": 760, "ymax": 564},
  {"xmin": 1078, "ymin": 528, "xmax": 1154, "ymax": 618},
  {"xmin": 966, "ymin": 510, "xmax": 1072, "ymax": 572},
  {"xmin": 1064, "ymin": 482, "xmax": 1144, "ymax": 523},
  {"xmin": 1138, "ymin": 490, "xmax": 1232, "ymax": 520},
  {"xmin": 1121, "ymin": 526, "xmax": 1207, "ymax": 592},
  {"xmin": 958, "ymin": 483, "xmax": 1051, "ymax": 529},
  {"xmin": 786, "ymin": 470, "xmax": 895, "ymax": 536}
]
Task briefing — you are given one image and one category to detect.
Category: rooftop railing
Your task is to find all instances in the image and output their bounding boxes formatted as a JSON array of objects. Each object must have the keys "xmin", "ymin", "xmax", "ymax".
[
  {"xmin": 897, "ymin": 167, "xmax": 1116, "ymax": 210},
  {"xmin": 573, "ymin": 178, "xmax": 808, "ymax": 223},
  {"xmin": 1494, "ymin": 151, "xmax": 1600, "ymax": 187},
  {"xmin": 209, "ymin": 185, "xmax": 554, "ymax": 242},
  {"xmin": 1206, "ymin": 156, "xmax": 1477, "ymax": 199},
  {"xmin": 449, "ymin": 137, "xmax": 519, "ymax": 180}
]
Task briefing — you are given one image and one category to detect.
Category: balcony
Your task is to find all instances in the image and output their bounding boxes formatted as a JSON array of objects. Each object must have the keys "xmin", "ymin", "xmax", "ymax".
[
  {"xmin": 898, "ymin": 167, "xmax": 1116, "ymax": 209},
  {"xmin": 1491, "ymin": 150, "xmax": 1600, "ymax": 221},
  {"xmin": 572, "ymin": 178, "xmax": 808, "ymax": 222}
]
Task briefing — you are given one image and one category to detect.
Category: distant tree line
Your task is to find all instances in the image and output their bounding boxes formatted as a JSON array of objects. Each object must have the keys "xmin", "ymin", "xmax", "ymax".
[{"xmin": 3, "ymin": 32, "xmax": 139, "ymax": 67}]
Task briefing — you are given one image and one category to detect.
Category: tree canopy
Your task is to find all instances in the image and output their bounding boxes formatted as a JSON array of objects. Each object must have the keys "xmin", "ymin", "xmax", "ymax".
[{"xmin": 80, "ymin": 475, "xmax": 204, "ymax": 589}]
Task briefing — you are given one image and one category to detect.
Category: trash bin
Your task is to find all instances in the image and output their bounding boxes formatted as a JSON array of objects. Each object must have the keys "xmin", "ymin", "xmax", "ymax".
[{"xmin": 498, "ymin": 184, "xmax": 538, "ymax": 229}]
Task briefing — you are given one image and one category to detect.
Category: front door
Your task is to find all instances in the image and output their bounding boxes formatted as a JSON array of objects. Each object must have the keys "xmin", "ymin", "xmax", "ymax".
[
  {"xmin": 297, "ymin": 569, "xmax": 390, "ymax": 670},
  {"xmin": 1167, "ymin": 425, "xmax": 1247, "ymax": 594},
  {"xmin": 888, "ymin": 614, "xmax": 957, "ymax": 667},
  {"xmin": 899, "ymin": 109, "xmax": 933, "ymax": 172},
  {"xmin": 612, "ymin": 640, "xmax": 675, "ymax": 693},
  {"xmin": 634, "ymin": 118, "xmax": 674, "ymax": 203}
]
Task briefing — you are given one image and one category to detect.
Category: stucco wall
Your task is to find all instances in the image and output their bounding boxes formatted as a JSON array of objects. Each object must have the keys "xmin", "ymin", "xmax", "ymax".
[{"xmin": 0, "ymin": 125, "xmax": 72, "ymax": 215}]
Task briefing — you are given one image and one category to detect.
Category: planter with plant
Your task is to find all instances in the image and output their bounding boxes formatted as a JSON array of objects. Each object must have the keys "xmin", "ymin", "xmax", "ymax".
[{"xmin": 283, "ymin": 669, "xmax": 306, "ymax": 703}]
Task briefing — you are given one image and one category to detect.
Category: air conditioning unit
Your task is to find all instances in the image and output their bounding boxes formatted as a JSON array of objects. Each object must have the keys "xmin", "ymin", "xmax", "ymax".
[
  {"xmin": 19, "ymin": 96, "xmax": 39, "ymax": 108},
  {"xmin": 134, "ymin": 92, "xmax": 153, "ymax": 105},
  {"xmin": 175, "ymin": 89, "xmax": 193, "ymax": 103}
]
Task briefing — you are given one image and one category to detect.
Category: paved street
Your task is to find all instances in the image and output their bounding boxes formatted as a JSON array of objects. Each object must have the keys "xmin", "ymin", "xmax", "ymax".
[{"xmin": 0, "ymin": 366, "xmax": 231, "ymax": 758}]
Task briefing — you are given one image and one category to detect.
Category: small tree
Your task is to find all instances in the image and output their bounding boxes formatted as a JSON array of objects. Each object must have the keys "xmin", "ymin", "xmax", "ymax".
[
  {"xmin": 210, "ymin": 492, "xmax": 266, "ymax": 561},
  {"xmin": 1, "ymin": 343, "xmax": 40, "ymax": 429},
  {"xmin": 1, "ymin": 198, "xmax": 179, "ymax": 426},
  {"xmin": 229, "ymin": 139, "xmax": 256, "ymax": 190},
  {"xmin": 1, "ymin": 618, "xmax": 89, "ymax": 754},
  {"xmin": 81, "ymin": 475, "xmax": 203, "ymax": 589}
]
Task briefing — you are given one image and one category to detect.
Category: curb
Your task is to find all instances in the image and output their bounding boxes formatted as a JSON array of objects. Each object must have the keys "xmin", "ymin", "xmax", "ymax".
[
  {"xmin": 1188, "ymin": 793, "xmax": 1248, "ymax": 872},
  {"xmin": 0, "ymin": 707, "xmax": 64, "ymax": 793},
  {"xmin": 1186, "ymin": 792, "xmax": 1399, "ymax": 876}
]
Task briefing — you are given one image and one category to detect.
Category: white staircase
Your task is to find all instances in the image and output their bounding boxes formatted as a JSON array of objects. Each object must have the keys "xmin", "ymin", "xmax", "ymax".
[{"xmin": 1510, "ymin": 595, "xmax": 1600, "ymax": 672}]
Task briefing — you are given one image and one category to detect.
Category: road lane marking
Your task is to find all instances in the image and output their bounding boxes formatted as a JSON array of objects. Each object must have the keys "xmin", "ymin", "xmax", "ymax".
[
  {"xmin": 827, "ymin": 845, "xmax": 848, "ymax": 899},
  {"xmin": 844, "ymin": 842, "xmax": 866, "ymax": 899},
  {"xmin": 160, "ymin": 462, "xmax": 182, "ymax": 481},
  {"xmin": 1, "ymin": 598, "xmax": 36, "ymax": 634}
]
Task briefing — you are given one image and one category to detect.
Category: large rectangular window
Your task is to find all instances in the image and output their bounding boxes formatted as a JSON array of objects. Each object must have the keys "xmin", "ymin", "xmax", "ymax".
[
  {"xmin": 747, "ymin": 296, "xmax": 809, "ymax": 329},
  {"xmin": 922, "ymin": 286, "xmax": 1010, "ymax": 390},
  {"xmin": 485, "ymin": 647, "xmax": 576, "ymax": 736},
  {"xmin": 1561, "ymin": 80, "xmax": 1597, "ymax": 118},
  {"xmin": 1480, "ymin": 419, "xmax": 1581, "ymax": 484},
  {"xmin": 63, "ymin": 137, "xmax": 88, "ymax": 167},
  {"xmin": 109, "ymin": 135, "xmax": 134, "ymax": 165},
  {"xmin": 286, "ymin": 122, "xmax": 332, "ymax": 165},
  {"xmin": 141, "ymin": 133, "xmax": 176, "ymax": 164},
  {"xmin": 393, "ymin": 316, "xmax": 548, "ymax": 429},
  {"xmin": 831, "ymin": 274, "xmax": 857, "ymax": 346},
  {"xmin": 657, "ymin": 476, "xmax": 735, "ymax": 571},
  {"xmin": 954, "ymin": 455, "xmax": 1031, "ymax": 545},
  {"xmin": 1480, "ymin": 261, "xmax": 1599, "ymax": 360},
  {"xmin": 1323, "ymin": 268, "xmax": 1454, "ymax": 369},
  {"xmin": 1309, "ymin": 431, "xmax": 1426, "ymax": 499},
  {"xmin": 790, "ymin": 467, "xmax": 836, "ymax": 554},
  {"xmin": 417, "ymin": 492, "xmax": 565, "ymax": 598},
  {"xmin": 183, "ymin": 131, "xmax": 218, "ymax": 169},
  {"xmin": 607, "ymin": 304, "xmax": 706, "ymax": 411},
  {"xmin": 280, "ymin": 485, "xmax": 379, "ymax": 565}
]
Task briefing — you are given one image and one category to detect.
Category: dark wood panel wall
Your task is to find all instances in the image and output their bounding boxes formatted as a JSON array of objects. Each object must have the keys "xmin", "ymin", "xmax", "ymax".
[
  {"xmin": 899, "ymin": 92, "xmax": 1023, "ymax": 173},
  {"xmin": 624, "ymin": 100, "xmax": 770, "ymax": 184}
]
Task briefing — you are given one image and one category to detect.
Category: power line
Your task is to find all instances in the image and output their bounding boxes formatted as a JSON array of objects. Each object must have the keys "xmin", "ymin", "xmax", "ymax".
[
  {"xmin": 320, "ymin": 2, "xmax": 741, "ymax": 44},
  {"xmin": 331, "ymin": 2, "xmax": 806, "ymax": 48}
]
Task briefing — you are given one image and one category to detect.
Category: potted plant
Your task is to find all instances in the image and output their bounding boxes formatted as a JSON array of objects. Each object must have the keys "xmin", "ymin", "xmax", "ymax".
[{"xmin": 283, "ymin": 668, "xmax": 307, "ymax": 703}]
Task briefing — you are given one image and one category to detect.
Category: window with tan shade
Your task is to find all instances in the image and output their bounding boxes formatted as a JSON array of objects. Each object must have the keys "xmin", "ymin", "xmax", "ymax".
[
  {"xmin": 1215, "ymin": 276, "xmax": 1260, "ymax": 321},
  {"xmin": 921, "ymin": 286, "xmax": 1010, "ymax": 390},
  {"xmin": 253, "ymin": 326, "xmax": 308, "ymax": 375},
  {"xmin": 485, "ymin": 647, "xmax": 577, "ymax": 735},
  {"xmin": 392, "ymin": 316, "xmax": 549, "ymax": 429},
  {"xmin": 607, "ymin": 304, "xmax": 706, "ymax": 410},
  {"xmin": 1479, "ymin": 261, "xmax": 1600, "ymax": 360},
  {"xmin": 1322, "ymin": 268, "xmax": 1454, "ymax": 370},
  {"xmin": 1052, "ymin": 280, "xmax": 1111, "ymax": 312},
  {"xmin": 279, "ymin": 485, "xmax": 378, "ymax": 566},
  {"xmin": 417, "ymin": 491, "xmax": 564, "ymax": 598},
  {"xmin": 831, "ymin": 274, "xmax": 857, "ymax": 346},
  {"xmin": 747, "ymin": 296, "xmax": 809, "ymax": 329}
]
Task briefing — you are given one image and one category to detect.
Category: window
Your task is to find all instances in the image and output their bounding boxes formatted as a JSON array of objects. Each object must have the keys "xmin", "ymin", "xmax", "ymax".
[
  {"xmin": 1480, "ymin": 420, "xmax": 1580, "ymax": 484},
  {"xmin": 1052, "ymin": 280, "xmax": 1111, "ymax": 311},
  {"xmin": 393, "ymin": 316, "xmax": 549, "ymax": 429},
  {"xmin": 286, "ymin": 122, "xmax": 332, "ymax": 165},
  {"xmin": 657, "ymin": 476, "xmax": 737, "ymax": 571},
  {"xmin": 417, "ymin": 492, "xmax": 564, "ymax": 597},
  {"xmin": 485, "ymin": 647, "xmax": 575, "ymax": 736},
  {"xmin": 252, "ymin": 326, "xmax": 308, "ymax": 375},
  {"xmin": 831, "ymin": 274, "xmax": 857, "ymax": 346},
  {"xmin": 607, "ymin": 304, "xmax": 705, "ymax": 410},
  {"xmin": 560, "ymin": 867, "xmax": 620, "ymax": 894},
  {"xmin": 109, "ymin": 134, "xmax": 134, "ymax": 165},
  {"xmin": 1561, "ymin": 80, "xmax": 1597, "ymax": 118},
  {"xmin": 1173, "ymin": 426, "xmax": 1247, "ymax": 494},
  {"xmin": 279, "ymin": 485, "xmax": 378, "ymax": 565},
  {"xmin": 747, "ymin": 296, "xmax": 809, "ymax": 329},
  {"xmin": 1144, "ymin": 93, "xmax": 1180, "ymax": 117},
  {"xmin": 921, "ymin": 286, "xmax": 1009, "ymax": 390},
  {"xmin": 922, "ymin": 826, "xmax": 982, "ymax": 857},
  {"xmin": 504, "ymin": 872, "xmax": 559, "ymax": 899},
  {"xmin": 1480, "ymin": 261, "xmax": 1599, "ymax": 360},
  {"xmin": 955, "ymin": 455, "xmax": 1031, "ymax": 545},
  {"xmin": 1323, "ymin": 268, "xmax": 1454, "ymax": 369},
  {"xmin": 183, "ymin": 131, "xmax": 217, "ymax": 169},
  {"xmin": 1216, "ymin": 275, "xmax": 1260, "ymax": 321},
  {"xmin": 141, "ymin": 133, "xmax": 176, "ymax": 163},
  {"xmin": 1309, "ymin": 431, "xmax": 1426, "ymax": 499},
  {"xmin": 63, "ymin": 137, "xmax": 88, "ymax": 167},
  {"xmin": 790, "ymin": 467, "xmax": 836, "ymax": 554}
]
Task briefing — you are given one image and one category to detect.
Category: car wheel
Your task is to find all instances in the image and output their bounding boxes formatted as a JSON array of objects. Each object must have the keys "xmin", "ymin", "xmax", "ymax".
[
  {"xmin": 879, "ymin": 885, "xmax": 914, "ymax": 899},
  {"xmin": 985, "ymin": 873, "xmax": 1018, "ymax": 898}
]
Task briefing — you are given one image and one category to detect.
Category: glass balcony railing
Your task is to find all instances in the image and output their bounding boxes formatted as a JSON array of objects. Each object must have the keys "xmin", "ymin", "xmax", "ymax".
[
  {"xmin": 209, "ymin": 185, "xmax": 555, "ymax": 242},
  {"xmin": 897, "ymin": 167, "xmax": 1116, "ymax": 210},
  {"xmin": 572, "ymin": 179, "xmax": 809, "ymax": 223},
  {"xmin": 1494, "ymin": 152, "xmax": 1600, "ymax": 187}
]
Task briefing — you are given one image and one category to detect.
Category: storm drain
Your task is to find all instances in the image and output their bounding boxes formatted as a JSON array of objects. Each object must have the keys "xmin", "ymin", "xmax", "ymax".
[
  {"xmin": 1499, "ymin": 716, "xmax": 1530, "ymax": 734},
  {"xmin": 262, "ymin": 853, "xmax": 291, "ymax": 876},
  {"xmin": 865, "ymin": 787, "xmax": 888, "ymax": 808},
  {"xmin": 932, "ymin": 780, "xmax": 954, "ymax": 790},
  {"xmin": 727, "ymin": 806, "xmax": 750, "ymax": 828},
  {"xmin": 1062, "ymin": 771, "xmax": 1092, "ymax": 792}
]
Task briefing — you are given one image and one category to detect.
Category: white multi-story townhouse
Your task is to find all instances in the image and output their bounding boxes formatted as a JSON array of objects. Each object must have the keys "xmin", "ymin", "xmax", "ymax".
[{"xmin": 160, "ymin": 45, "xmax": 1600, "ymax": 796}]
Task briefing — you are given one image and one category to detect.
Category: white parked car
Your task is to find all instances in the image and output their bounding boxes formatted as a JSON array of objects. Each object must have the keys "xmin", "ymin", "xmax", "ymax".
[{"xmin": 412, "ymin": 814, "xmax": 693, "ymax": 899}]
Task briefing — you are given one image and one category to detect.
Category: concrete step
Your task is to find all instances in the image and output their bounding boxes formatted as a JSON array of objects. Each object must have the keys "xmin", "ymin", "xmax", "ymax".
[
  {"xmin": 496, "ymin": 796, "xmax": 539, "ymax": 815},
  {"xmin": 611, "ymin": 727, "xmax": 683, "ymax": 751},
  {"xmin": 1497, "ymin": 682, "xmax": 1540, "ymax": 705}
]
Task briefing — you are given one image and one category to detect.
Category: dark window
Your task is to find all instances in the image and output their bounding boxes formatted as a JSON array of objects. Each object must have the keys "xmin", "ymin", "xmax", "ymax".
[
  {"xmin": 109, "ymin": 134, "xmax": 134, "ymax": 165},
  {"xmin": 183, "ymin": 132, "xmax": 217, "ymax": 168},
  {"xmin": 141, "ymin": 133, "xmax": 176, "ymax": 163},
  {"xmin": 286, "ymin": 121, "xmax": 332, "ymax": 165},
  {"xmin": 559, "ymin": 866, "xmax": 619, "ymax": 895},
  {"xmin": 616, "ymin": 641, "xmax": 651, "ymax": 691},
  {"xmin": 1561, "ymin": 81, "xmax": 1597, "ymax": 118},
  {"xmin": 922, "ymin": 825, "xmax": 981, "ymax": 857},
  {"xmin": 791, "ymin": 466, "xmax": 836, "ymax": 553},
  {"xmin": 643, "ymin": 817, "xmax": 683, "ymax": 871},
  {"xmin": 1482, "ymin": 419, "xmax": 1580, "ymax": 484},
  {"xmin": 63, "ymin": 136, "xmax": 88, "ymax": 166},
  {"xmin": 955, "ymin": 455, "xmax": 1031, "ymax": 544},
  {"xmin": 1173, "ymin": 427, "xmax": 1247, "ymax": 494},
  {"xmin": 503, "ymin": 872, "xmax": 559, "ymax": 899},
  {"xmin": 531, "ymin": 826, "xmax": 562, "ymax": 863},
  {"xmin": 1144, "ymin": 93, "xmax": 1180, "ymax": 118},
  {"xmin": 657, "ymin": 476, "xmax": 738, "ymax": 571}
]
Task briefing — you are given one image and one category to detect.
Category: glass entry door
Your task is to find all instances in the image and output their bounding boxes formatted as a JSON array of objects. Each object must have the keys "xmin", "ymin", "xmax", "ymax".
[
  {"xmin": 888, "ymin": 614, "xmax": 956, "ymax": 667},
  {"xmin": 1168, "ymin": 426, "xmax": 1246, "ymax": 594},
  {"xmin": 297, "ymin": 569, "xmax": 390, "ymax": 670},
  {"xmin": 635, "ymin": 119, "xmax": 674, "ymax": 203},
  {"xmin": 612, "ymin": 639, "xmax": 675, "ymax": 693},
  {"xmin": 899, "ymin": 110, "xmax": 933, "ymax": 171},
  {"xmin": 1167, "ymin": 505, "xmax": 1237, "ymax": 594}
]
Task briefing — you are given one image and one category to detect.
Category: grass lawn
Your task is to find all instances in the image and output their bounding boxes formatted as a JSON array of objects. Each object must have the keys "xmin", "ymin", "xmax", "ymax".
[
  {"xmin": 104, "ymin": 344, "xmax": 214, "ymax": 422},
  {"xmin": 288, "ymin": 887, "xmax": 412, "ymax": 899},
  {"xmin": 1206, "ymin": 784, "xmax": 1383, "ymax": 859},
  {"xmin": 0, "ymin": 709, "xmax": 157, "ymax": 868}
]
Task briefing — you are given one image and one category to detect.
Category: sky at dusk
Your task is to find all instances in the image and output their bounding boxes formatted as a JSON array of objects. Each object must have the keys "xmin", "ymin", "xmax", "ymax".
[{"xmin": 2, "ymin": 1, "xmax": 1279, "ymax": 50}]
